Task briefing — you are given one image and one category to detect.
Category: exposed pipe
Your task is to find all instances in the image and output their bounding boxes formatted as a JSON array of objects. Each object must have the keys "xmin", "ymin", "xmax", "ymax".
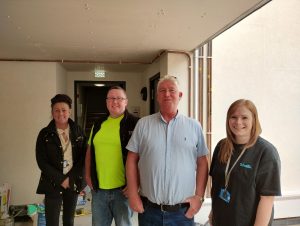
[
  {"xmin": 198, "ymin": 47, "xmax": 204, "ymax": 126},
  {"xmin": 0, "ymin": 58, "xmax": 151, "ymax": 65},
  {"xmin": 206, "ymin": 42, "xmax": 212, "ymax": 158}
]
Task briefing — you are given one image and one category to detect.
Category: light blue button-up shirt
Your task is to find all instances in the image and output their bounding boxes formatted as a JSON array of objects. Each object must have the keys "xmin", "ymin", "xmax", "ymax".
[{"xmin": 126, "ymin": 112, "xmax": 208, "ymax": 205}]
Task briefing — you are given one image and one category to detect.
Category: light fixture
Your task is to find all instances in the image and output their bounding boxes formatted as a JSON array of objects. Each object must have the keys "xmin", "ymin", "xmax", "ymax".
[{"xmin": 94, "ymin": 84, "xmax": 105, "ymax": 87}]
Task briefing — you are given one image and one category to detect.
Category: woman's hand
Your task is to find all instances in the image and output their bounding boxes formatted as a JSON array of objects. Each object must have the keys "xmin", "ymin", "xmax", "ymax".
[{"xmin": 61, "ymin": 177, "xmax": 70, "ymax": 189}]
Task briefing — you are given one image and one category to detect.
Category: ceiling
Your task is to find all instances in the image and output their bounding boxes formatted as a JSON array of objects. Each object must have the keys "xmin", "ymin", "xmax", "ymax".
[{"xmin": 0, "ymin": 0, "xmax": 270, "ymax": 72}]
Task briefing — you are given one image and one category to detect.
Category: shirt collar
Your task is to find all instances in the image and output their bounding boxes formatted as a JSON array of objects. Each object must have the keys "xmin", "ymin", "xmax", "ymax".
[
  {"xmin": 158, "ymin": 110, "xmax": 180, "ymax": 123},
  {"xmin": 57, "ymin": 126, "xmax": 69, "ymax": 135}
]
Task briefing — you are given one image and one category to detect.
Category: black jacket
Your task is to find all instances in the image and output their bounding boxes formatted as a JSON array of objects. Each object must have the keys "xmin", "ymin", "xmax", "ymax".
[
  {"xmin": 89, "ymin": 110, "xmax": 139, "ymax": 190},
  {"xmin": 36, "ymin": 119, "xmax": 87, "ymax": 195}
]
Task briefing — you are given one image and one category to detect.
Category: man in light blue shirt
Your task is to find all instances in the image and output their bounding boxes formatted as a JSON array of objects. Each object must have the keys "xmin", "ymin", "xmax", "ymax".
[{"xmin": 126, "ymin": 75, "xmax": 209, "ymax": 226}]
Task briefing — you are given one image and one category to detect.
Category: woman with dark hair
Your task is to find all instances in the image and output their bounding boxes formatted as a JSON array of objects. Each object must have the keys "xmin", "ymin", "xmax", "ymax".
[
  {"xmin": 36, "ymin": 94, "xmax": 86, "ymax": 226},
  {"xmin": 209, "ymin": 99, "xmax": 281, "ymax": 226}
]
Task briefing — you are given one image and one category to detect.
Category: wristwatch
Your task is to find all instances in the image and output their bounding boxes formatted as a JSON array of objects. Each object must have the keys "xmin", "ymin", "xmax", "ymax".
[{"xmin": 196, "ymin": 194, "xmax": 205, "ymax": 203}]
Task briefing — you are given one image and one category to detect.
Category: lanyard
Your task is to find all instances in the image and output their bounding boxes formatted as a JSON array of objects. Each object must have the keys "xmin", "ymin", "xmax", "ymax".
[
  {"xmin": 224, "ymin": 147, "xmax": 246, "ymax": 189},
  {"xmin": 62, "ymin": 139, "xmax": 71, "ymax": 153},
  {"xmin": 57, "ymin": 129, "xmax": 71, "ymax": 154}
]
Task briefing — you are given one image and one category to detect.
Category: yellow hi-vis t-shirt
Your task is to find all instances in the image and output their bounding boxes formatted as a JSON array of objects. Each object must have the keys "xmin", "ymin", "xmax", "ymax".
[{"xmin": 89, "ymin": 115, "xmax": 125, "ymax": 189}]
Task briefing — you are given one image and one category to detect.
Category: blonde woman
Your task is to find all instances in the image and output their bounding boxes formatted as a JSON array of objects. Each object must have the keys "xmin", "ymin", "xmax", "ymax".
[{"xmin": 209, "ymin": 99, "xmax": 281, "ymax": 226}]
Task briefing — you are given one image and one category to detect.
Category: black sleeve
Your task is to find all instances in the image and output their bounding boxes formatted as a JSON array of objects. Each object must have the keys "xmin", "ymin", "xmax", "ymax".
[
  {"xmin": 209, "ymin": 141, "xmax": 221, "ymax": 176},
  {"xmin": 35, "ymin": 129, "xmax": 66, "ymax": 186},
  {"xmin": 256, "ymin": 143, "xmax": 281, "ymax": 196}
]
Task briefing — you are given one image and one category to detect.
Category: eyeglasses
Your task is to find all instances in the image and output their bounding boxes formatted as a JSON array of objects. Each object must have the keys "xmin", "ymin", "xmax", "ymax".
[
  {"xmin": 158, "ymin": 88, "xmax": 177, "ymax": 93},
  {"xmin": 106, "ymin": 97, "xmax": 127, "ymax": 102}
]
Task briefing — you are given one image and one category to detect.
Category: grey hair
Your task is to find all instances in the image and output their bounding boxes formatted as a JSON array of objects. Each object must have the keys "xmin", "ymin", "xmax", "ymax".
[{"xmin": 157, "ymin": 75, "xmax": 179, "ymax": 89}]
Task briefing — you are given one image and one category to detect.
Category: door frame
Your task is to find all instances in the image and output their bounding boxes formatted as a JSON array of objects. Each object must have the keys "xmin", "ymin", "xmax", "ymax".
[{"xmin": 74, "ymin": 80, "xmax": 126, "ymax": 126}]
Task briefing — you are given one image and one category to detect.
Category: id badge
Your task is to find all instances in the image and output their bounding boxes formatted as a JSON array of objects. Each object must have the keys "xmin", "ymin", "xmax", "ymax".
[
  {"xmin": 219, "ymin": 188, "xmax": 231, "ymax": 203},
  {"xmin": 63, "ymin": 160, "xmax": 69, "ymax": 168}
]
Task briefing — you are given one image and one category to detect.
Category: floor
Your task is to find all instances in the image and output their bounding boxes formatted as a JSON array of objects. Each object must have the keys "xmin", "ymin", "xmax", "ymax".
[
  {"xmin": 273, "ymin": 217, "xmax": 300, "ymax": 226},
  {"xmin": 13, "ymin": 215, "xmax": 300, "ymax": 226},
  {"xmin": 10, "ymin": 198, "xmax": 300, "ymax": 226}
]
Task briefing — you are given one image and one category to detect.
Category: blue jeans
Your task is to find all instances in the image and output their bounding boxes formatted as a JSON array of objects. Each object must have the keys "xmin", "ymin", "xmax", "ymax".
[
  {"xmin": 138, "ymin": 201, "xmax": 194, "ymax": 226},
  {"xmin": 91, "ymin": 188, "xmax": 133, "ymax": 226}
]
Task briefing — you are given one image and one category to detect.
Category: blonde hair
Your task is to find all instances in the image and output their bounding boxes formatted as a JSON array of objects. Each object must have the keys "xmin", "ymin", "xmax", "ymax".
[{"xmin": 219, "ymin": 99, "xmax": 262, "ymax": 163}]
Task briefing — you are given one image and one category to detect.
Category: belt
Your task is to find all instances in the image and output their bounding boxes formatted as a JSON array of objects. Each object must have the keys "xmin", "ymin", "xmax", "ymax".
[
  {"xmin": 141, "ymin": 196, "xmax": 190, "ymax": 212},
  {"xmin": 98, "ymin": 185, "xmax": 126, "ymax": 191}
]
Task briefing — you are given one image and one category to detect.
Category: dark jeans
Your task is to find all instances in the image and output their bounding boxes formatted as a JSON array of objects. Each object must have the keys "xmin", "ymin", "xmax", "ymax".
[
  {"xmin": 139, "ymin": 199, "xmax": 194, "ymax": 226},
  {"xmin": 45, "ymin": 190, "xmax": 78, "ymax": 226}
]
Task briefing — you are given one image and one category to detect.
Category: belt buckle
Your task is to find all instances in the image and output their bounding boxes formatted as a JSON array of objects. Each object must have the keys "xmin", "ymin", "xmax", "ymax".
[{"xmin": 160, "ymin": 204, "xmax": 178, "ymax": 212}]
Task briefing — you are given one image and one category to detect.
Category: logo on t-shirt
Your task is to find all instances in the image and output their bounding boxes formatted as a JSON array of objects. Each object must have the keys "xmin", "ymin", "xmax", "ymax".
[{"xmin": 240, "ymin": 162, "xmax": 252, "ymax": 169}]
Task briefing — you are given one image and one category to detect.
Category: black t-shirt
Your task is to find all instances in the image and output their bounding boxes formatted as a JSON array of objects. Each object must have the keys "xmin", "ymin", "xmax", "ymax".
[{"xmin": 210, "ymin": 136, "xmax": 281, "ymax": 226}]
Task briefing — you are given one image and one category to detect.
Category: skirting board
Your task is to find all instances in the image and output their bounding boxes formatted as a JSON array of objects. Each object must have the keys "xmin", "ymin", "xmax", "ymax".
[{"xmin": 274, "ymin": 192, "xmax": 300, "ymax": 219}]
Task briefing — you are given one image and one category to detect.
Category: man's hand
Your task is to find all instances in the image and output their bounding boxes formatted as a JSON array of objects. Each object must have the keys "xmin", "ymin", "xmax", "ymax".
[
  {"xmin": 85, "ymin": 146, "xmax": 94, "ymax": 190},
  {"xmin": 184, "ymin": 195, "xmax": 203, "ymax": 218},
  {"xmin": 85, "ymin": 175, "xmax": 94, "ymax": 190},
  {"xmin": 122, "ymin": 186, "xmax": 129, "ymax": 198}
]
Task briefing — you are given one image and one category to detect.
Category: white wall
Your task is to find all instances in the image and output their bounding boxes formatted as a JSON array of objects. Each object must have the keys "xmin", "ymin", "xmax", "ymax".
[
  {"xmin": 0, "ymin": 61, "xmax": 60, "ymax": 204},
  {"xmin": 211, "ymin": 0, "xmax": 300, "ymax": 218},
  {"xmin": 141, "ymin": 52, "xmax": 191, "ymax": 116},
  {"xmin": 56, "ymin": 63, "xmax": 67, "ymax": 94},
  {"xmin": 167, "ymin": 53, "xmax": 191, "ymax": 116},
  {"xmin": 142, "ymin": 53, "xmax": 164, "ymax": 114}
]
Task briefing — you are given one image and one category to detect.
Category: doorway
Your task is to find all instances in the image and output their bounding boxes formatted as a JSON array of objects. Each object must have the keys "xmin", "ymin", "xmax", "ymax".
[
  {"xmin": 74, "ymin": 81, "xmax": 126, "ymax": 137},
  {"xmin": 149, "ymin": 73, "xmax": 160, "ymax": 114}
]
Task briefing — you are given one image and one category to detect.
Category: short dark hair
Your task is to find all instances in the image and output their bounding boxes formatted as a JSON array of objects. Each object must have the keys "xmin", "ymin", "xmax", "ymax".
[
  {"xmin": 51, "ymin": 94, "xmax": 72, "ymax": 109},
  {"xmin": 107, "ymin": 86, "xmax": 127, "ymax": 97}
]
